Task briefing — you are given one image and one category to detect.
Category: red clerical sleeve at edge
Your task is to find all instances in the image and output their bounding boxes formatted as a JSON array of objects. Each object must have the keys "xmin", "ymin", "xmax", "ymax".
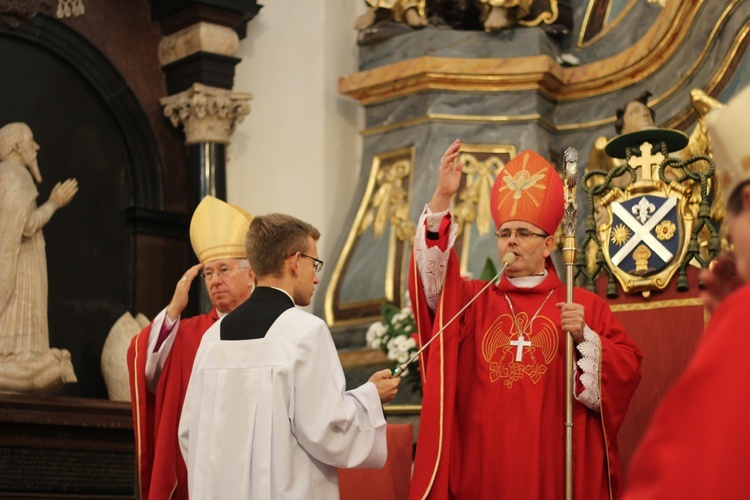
[
  {"xmin": 127, "ymin": 309, "xmax": 218, "ymax": 500},
  {"xmin": 623, "ymin": 284, "xmax": 750, "ymax": 499}
]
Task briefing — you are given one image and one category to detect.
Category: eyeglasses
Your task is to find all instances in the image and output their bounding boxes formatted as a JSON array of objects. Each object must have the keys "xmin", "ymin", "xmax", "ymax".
[
  {"xmin": 300, "ymin": 254, "xmax": 324, "ymax": 273},
  {"xmin": 495, "ymin": 228, "xmax": 548, "ymax": 241},
  {"xmin": 200, "ymin": 266, "xmax": 248, "ymax": 281}
]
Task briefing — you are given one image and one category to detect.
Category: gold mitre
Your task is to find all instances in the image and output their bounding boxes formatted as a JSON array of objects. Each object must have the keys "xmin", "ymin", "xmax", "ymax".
[
  {"xmin": 189, "ymin": 196, "xmax": 253, "ymax": 263},
  {"xmin": 707, "ymin": 84, "xmax": 750, "ymax": 201}
]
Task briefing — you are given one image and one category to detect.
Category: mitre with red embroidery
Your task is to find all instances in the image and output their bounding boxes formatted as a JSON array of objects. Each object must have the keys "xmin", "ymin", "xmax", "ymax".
[{"xmin": 489, "ymin": 149, "xmax": 564, "ymax": 235}]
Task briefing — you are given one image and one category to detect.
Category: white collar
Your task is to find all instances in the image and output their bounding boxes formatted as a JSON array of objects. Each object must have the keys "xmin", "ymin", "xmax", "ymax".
[{"xmin": 507, "ymin": 269, "xmax": 548, "ymax": 288}]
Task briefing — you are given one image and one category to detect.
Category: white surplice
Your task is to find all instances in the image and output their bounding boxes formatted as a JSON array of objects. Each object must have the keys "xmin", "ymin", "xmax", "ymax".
[{"xmin": 179, "ymin": 307, "xmax": 387, "ymax": 499}]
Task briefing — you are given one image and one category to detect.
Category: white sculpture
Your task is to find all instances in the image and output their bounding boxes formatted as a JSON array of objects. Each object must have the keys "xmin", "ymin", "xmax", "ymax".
[
  {"xmin": 102, "ymin": 312, "xmax": 150, "ymax": 402},
  {"xmin": 0, "ymin": 122, "xmax": 78, "ymax": 393}
]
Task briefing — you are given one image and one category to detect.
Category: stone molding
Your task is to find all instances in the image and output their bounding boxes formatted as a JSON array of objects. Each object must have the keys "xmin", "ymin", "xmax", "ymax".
[{"xmin": 161, "ymin": 83, "xmax": 252, "ymax": 145}]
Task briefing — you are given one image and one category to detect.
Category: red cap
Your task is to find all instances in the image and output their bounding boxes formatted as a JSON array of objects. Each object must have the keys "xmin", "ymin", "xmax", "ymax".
[{"xmin": 490, "ymin": 150, "xmax": 564, "ymax": 235}]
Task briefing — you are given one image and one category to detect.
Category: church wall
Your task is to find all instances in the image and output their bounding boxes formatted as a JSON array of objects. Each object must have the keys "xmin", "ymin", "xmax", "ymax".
[{"xmin": 227, "ymin": 0, "xmax": 365, "ymax": 318}]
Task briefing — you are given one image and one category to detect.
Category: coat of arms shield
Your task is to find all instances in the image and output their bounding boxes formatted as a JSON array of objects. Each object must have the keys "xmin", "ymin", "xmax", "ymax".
[{"xmin": 599, "ymin": 186, "xmax": 693, "ymax": 294}]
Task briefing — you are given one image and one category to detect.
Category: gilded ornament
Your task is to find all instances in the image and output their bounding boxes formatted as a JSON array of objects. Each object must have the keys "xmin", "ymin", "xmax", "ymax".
[
  {"xmin": 655, "ymin": 220, "xmax": 676, "ymax": 241},
  {"xmin": 454, "ymin": 153, "xmax": 506, "ymax": 236},
  {"xmin": 611, "ymin": 224, "xmax": 631, "ymax": 246},
  {"xmin": 633, "ymin": 245, "xmax": 652, "ymax": 274},
  {"xmin": 358, "ymin": 159, "xmax": 413, "ymax": 242}
]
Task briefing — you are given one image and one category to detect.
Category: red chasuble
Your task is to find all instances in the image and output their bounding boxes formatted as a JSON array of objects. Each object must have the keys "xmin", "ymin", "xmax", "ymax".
[
  {"xmin": 127, "ymin": 309, "xmax": 219, "ymax": 500},
  {"xmin": 408, "ymin": 249, "xmax": 642, "ymax": 499},
  {"xmin": 623, "ymin": 283, "xmax": 750, "ymax": 499}
]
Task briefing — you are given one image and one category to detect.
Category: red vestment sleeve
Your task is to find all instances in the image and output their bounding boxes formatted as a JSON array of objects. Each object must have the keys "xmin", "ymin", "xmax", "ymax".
[
  {"xmin": 407, "ymin": 243, "xmax": 473, "ymax": 498},
  {"xmin": 127, "ymin": 309, "xmax": 218, "ymax": 500}
]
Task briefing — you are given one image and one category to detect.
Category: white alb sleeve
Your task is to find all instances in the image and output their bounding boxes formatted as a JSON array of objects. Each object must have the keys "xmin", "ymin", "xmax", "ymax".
[
  {"xmin": 143, "ymin": 307, "xmax": 180, "ymax": 393},
  {"xmin": 414, "ymin": 204, "xmax": 458, "ymax": 311}
]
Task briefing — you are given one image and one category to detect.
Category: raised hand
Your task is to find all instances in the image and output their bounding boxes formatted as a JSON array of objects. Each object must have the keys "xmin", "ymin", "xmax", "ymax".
[
  {"xmin": 430, "ymin": 139, "xmax": 464, "ymax": 213},
  {"xmin": 700, "ymin": 251, "xmax": 742, "ymax": 314},
  {"xmin": 166, "ymin": 263, "xmax": 204, "ymax": 322}
]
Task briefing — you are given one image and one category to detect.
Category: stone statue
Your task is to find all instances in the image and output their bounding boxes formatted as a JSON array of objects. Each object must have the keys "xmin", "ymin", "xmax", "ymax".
[
  {"xmin": 615, "ymin": 90, "xmax": 656, "ymax": 135},
  {"xmin": 0, "ymin": 122, "xmax": 78, "ymax": 393}
]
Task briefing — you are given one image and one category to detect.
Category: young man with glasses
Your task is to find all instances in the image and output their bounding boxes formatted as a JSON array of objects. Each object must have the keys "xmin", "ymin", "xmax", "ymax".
[
  {"xmin": 408, "ymin": 140, "xmax": 642, "ymax": 499},
  {"xmin": 179, "ymin": 213, "xmax": 400, "ymax": 499},
  {"xmin": 127, "ymin": 196, "xmax": 255, "ymax": 500}
]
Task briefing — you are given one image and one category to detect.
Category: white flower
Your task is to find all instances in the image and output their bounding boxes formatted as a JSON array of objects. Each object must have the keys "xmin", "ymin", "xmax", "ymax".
[
  {"xmin": 366, "ymin": 322, "xmax": 387, "ymax": 350},
  {"xmin": 372, "ymin": 301, "xmax": 420, "ymax": 383}
]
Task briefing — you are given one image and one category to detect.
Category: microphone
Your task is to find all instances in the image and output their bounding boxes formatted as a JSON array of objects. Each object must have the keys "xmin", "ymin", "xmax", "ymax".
[{"xmin": 392, "ymin": 252, "xmax": 516, "ymax": 377}]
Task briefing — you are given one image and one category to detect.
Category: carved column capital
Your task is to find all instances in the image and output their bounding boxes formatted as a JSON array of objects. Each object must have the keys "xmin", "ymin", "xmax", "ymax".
[{"xmin": 161, "ymin": 83, "xmax": 252, "ymax": 145}]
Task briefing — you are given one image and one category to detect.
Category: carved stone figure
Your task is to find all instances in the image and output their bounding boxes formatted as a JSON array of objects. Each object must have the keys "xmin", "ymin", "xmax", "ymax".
[{"xmin": 0, "ymin": 122, "xmax": 78, "ymax": 393}]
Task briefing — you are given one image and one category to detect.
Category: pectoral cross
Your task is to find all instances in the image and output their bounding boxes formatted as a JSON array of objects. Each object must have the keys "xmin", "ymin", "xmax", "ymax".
[
  {"xmin": 627, "ymin": 141, "xmax": 664, "ymax": 181},
  {"xmin": 510, "ymin": 334, "xmax": 532, "ymax": 362}
]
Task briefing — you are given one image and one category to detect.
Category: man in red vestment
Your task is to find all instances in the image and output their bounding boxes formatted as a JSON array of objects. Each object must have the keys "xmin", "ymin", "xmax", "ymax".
[
  {"xmin": 127, "ymin": 196, "xmax": 255, "ymax": 500},
  {"xmin": 408, "ymin": 140, "xmax": 642, "ymax": 499},
  {"xmin": 623, "ymin": 84, "xmax": 750, "ymax": 498}
]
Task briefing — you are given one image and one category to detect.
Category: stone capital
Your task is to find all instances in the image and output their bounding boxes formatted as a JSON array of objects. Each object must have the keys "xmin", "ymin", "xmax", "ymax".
[{"xmin": 161, "ymin": 83, "xmax": 252, "ymax": 145}]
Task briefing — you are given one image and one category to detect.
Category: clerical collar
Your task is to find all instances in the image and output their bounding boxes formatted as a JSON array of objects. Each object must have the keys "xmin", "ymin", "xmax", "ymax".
[
  {"xmin": 216, "ymin": 285, "xmax": 294, "ymax": 318},
  {"xmin": 265, "ymin": 285, "xmax": 295, "ymax": 305},
  {"xmin": 507, "ymin": 269, "xmax": 548, "ymax": 289}
]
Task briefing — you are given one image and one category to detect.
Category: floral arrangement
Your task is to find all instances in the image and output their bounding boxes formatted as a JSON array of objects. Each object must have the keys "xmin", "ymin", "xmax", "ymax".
[{"xmin": 366, "ymin": 301, "xmax": 420, "ymax": 383}]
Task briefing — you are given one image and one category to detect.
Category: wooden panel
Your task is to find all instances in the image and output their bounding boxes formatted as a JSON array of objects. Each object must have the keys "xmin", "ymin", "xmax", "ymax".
[
  {"xmin": 0, "ymin": 395, "xmax": 136, "ymax": 499},
  {"xmin": 594, "ymin": 265, "xmax": 706, "ymax": 483}
]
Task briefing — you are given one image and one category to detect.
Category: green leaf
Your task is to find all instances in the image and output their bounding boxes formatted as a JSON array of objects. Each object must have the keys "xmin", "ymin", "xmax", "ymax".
[
  {"xmin": 478, "ymin": 256, "xmax": 498, "ymax": 281},
  {"xmin": 381, "ymin": 302, "xmax": 400, "ymax": 324}
]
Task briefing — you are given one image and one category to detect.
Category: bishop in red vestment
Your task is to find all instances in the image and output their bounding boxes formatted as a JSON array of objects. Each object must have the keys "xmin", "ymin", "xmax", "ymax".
[
  {"xmin": 408, "ymin": 142, "xmax": 642, "ymax": 499},
  {"xmin": 127, "ymin": 196, "xmax": 254, "ymax": 499}
]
